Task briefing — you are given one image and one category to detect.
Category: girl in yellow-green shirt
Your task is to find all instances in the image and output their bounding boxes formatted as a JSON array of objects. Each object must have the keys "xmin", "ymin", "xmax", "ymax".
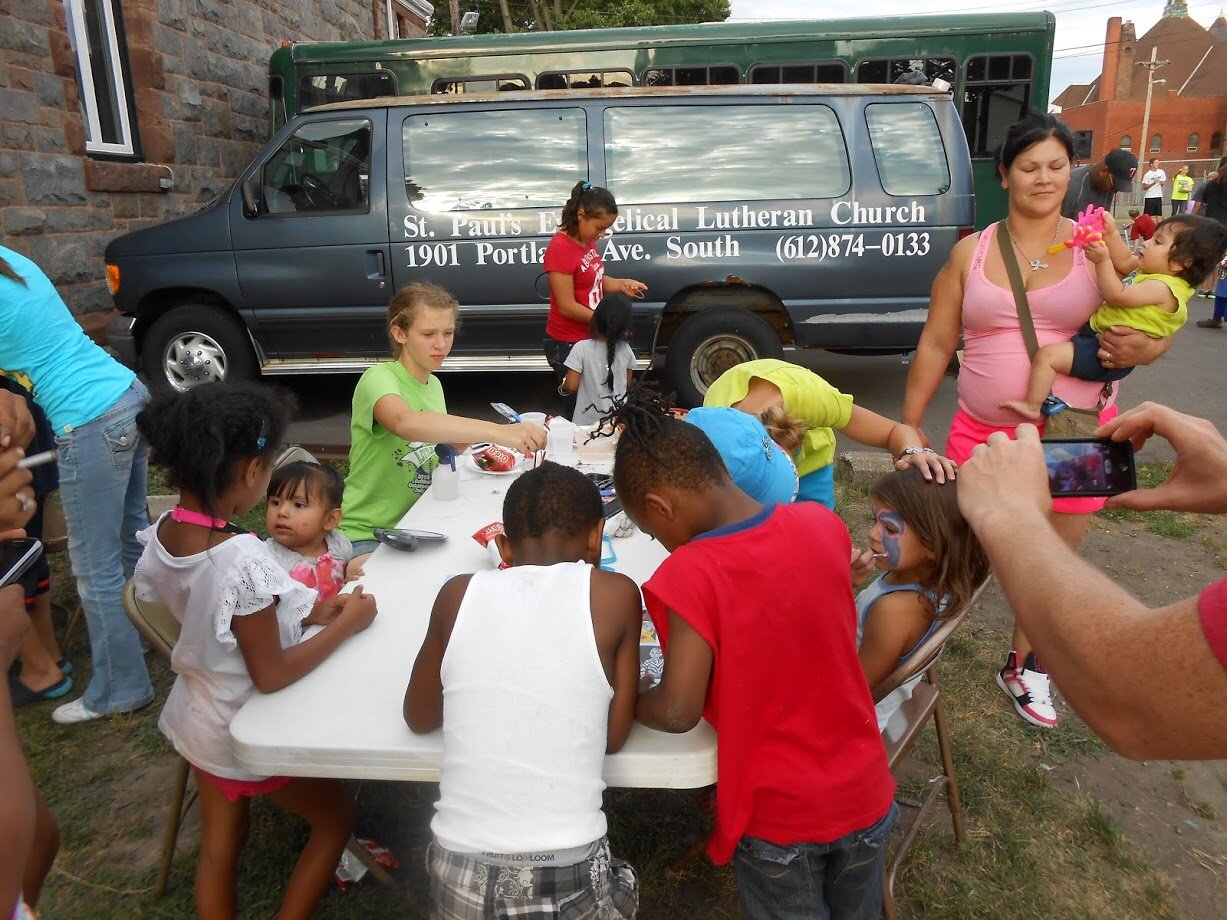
[
  {"xmin": 703, "ymin": 358, "xmax": 955, "ymax": 509},
  {"xmin": 1172, "ymin": 165, "xmax": 1196, "ymax": 216}
]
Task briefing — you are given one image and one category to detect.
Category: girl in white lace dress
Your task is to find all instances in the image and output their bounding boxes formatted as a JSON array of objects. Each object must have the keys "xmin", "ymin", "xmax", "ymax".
[{"xmin": 133, "ymin": 383, "xmax": 377, "ymax": 920}]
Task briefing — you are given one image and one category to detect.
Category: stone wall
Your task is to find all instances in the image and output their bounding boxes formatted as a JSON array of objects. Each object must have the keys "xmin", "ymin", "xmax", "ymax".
[{"xmin": 0, "ymin": 0, "xmax": 427, "ymax": 319}]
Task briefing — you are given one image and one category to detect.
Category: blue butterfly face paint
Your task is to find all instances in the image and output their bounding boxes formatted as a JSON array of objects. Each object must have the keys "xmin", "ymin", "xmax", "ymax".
[{"xmin": 874, "ymin": 509, "xmax": 907, "ymax": 569}]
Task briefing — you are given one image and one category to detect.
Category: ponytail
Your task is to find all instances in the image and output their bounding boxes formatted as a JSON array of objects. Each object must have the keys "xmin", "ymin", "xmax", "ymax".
[
  {"xmin": 759, "ymin": 405, "xmax": 809, "ymax": 454},
  {"xmin": 560, "ymin": 181, "xmax": 618, "ymax": 237}
]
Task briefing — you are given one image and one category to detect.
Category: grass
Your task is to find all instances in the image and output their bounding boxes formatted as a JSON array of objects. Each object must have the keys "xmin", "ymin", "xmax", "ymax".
[
  {"xmin": 1097, "ymin": 460, "xmax": 1203, "ymax": 539},
  {"xmin": 15, "ymin": 474, "xmax": 1179, "ymax": 917}
]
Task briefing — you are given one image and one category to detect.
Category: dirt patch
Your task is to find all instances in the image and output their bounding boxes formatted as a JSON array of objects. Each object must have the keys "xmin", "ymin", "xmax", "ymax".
[{"xmin": 967, "ymin": 510, "xmax": 1227, "ymax": 919}]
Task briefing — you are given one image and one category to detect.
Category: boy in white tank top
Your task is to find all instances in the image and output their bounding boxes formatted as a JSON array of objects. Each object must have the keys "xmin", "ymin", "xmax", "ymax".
[{"xmin": 405, "ymin": 462, "xmax": 643, "ymax": 919}]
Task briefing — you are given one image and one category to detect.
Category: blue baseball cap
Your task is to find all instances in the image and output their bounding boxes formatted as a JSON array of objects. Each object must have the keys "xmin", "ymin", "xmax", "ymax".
[{"xmin": 684, "ymin": 407, "xmax": 798, "ymax": 506}]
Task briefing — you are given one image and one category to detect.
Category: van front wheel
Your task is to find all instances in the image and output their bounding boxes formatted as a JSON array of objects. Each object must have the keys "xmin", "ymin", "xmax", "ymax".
[
  {"xmin": 142, "ymin": 305, "xmax": 258, "ymax": 393},
  {"xmin": 665, "ymin": 309, "xmax": 783, "ymax": 407}
]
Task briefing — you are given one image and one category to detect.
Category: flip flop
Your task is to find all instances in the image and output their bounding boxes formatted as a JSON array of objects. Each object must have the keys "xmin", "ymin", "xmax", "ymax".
[{"xmin": 10, "ymin": 675, "xmax": 73, "ymax": 709}]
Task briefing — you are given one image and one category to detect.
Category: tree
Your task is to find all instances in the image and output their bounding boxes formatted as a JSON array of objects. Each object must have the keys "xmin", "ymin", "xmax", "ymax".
[{"xmin": 428, "ymin": 1, "xmax": 730, "ymax": 36}]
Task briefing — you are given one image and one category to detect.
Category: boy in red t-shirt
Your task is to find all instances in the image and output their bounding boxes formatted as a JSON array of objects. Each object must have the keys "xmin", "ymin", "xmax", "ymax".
[{"xmin": 610, "ymin": 389, "xmax": 897, "ymax": 920}]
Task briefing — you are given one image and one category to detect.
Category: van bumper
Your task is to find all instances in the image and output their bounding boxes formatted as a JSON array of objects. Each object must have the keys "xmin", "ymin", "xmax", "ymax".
[{"xmin": 106, "ymin": 314, "xmax": 139, "ymax": 369}]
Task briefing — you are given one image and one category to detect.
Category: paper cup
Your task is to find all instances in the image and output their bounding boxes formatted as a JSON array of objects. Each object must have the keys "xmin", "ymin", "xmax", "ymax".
[
  {"xmin": 520, "ymin": 412, "xmax": 548, "ymax": 427},
  {"xmin": 547, "ymin": 419, "xmax": 577, "ymax": 459}
]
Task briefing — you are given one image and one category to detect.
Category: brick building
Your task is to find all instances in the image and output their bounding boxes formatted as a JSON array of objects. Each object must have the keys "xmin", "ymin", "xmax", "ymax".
[
  {"xmin": 0, "ymin": 0, "xmax": 432, "ymax": 324},
  {"xmin": 1053, "ymin": 2, "xmax": 1226, "ymax": 176}
]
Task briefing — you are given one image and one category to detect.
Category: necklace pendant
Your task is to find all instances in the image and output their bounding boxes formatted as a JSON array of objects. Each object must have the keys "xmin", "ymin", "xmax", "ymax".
[{"xmin": 1029, "ymin": 259, "xmax": 1047, "ymax": 272}]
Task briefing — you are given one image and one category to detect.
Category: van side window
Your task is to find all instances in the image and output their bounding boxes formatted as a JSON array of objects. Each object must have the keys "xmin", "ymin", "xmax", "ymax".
[
  {"xmin": 537, "ymin": 70, "xmax": 635, "ymax": 89},
  {"xmin": 431, "ymin": 75, "xmax": 530, "ymax": 94},
  {"xmin": 962, "ymin": 54, "xmax": 1033, "ymax": 158},
  {"xmin": 403, "ymin": 108, "xmax": 586, "ymax": 211},
  {"xmin": 605, "ymin": 104, "xmax": 849, "ymax": 204},
  {"xmin": 749, "ymin": 62, "xmax": 848, "ymax": 84},
  {"xmin": 642, "ymin": 66, "xmax": 740, "ymax": 86},
  {"xmin": 298, "ymin": 73, "xmax": 396, "ymax": 110},
  {"xmin": 866, "ymin": 103, "xmax": 951, "ymax": 196},
  {"xmin": 855, "ymin": 57, "xmax": 956, "ymax": 86},
  {"xmin": 257, "ymin": 118, "xmax": 372, "ymax": 215}
]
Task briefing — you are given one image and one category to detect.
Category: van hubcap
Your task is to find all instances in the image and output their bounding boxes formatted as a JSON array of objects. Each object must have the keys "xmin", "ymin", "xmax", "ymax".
[
  {"xmin": 689, "ymin": 333, "xmax": 757, "ymax": 393},
  {"xmin": 163, "ymin": 331, "xmax": 227, "ymax": 391}
]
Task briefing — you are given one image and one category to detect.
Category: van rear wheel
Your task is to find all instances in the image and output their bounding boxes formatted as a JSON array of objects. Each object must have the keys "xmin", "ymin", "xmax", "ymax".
[
  {"xmin": 142, "ymin": 305, "xmax": 258, "ymax": 393},
  {"xmin": 665, "ymin": 308, "xmax": 783, "ymax": 407}
]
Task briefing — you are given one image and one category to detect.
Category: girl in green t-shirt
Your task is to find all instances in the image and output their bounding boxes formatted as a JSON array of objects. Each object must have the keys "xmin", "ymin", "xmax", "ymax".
[
  {"xmin": 1171, "ymin": 164, "xmax": 1195, "ymax": 216},
  {"xmin": 341, "ymin": 284, "xmax": 547, "ymax": 572}
]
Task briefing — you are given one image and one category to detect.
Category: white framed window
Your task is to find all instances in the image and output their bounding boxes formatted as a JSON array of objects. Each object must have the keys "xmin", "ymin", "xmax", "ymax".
[
  {"xmin": 63, "ymin": 0, "xmax": 138, "ymax": 157},
  {"xmin": 387, "ymin": 0, "xmax": 432, "ymax": 39}
]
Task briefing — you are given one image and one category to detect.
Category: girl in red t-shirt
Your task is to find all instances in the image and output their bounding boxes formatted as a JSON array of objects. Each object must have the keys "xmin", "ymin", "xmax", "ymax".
[{"xmin": 544, "ymin": 182, "xmax": 646, "ymax": 416}]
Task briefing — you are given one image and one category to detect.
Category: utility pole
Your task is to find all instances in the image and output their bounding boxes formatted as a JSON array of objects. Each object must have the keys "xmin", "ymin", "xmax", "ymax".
[
  {"xmin": 1137, "ymin": 47, "xmax": 1170, "ymax": 163},
  {"xmin": 449, "ymin": 0, "xmax": 461, "ymax": 35}
]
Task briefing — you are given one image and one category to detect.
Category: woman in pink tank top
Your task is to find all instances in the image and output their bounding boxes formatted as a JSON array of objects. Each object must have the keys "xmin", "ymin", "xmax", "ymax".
[{"xmin": 901, "ymin": 113, "xmax": 1171, "ymax": 729}]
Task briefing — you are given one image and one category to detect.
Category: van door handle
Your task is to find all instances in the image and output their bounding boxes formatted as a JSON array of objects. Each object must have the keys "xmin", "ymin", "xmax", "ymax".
[{"xmin": 368, "ymin": 249, "xmax": 386, "ymax": 285}]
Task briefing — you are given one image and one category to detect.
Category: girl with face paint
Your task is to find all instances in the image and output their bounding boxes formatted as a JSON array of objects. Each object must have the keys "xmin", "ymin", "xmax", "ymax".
[{"xmin": 851, "ymin": 467, "xmax": 990, "ymax": 737}]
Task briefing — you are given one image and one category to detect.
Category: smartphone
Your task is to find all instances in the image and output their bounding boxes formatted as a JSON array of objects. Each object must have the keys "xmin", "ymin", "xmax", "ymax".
[
  {"xmin": 0, "ymin": 538, "xmax": 43, "ymax": 590},
  {"xmin": 1041, "ymin": 438, "xmax": 1136, "ymax": 498},
  {"xmin": 373, "ymin": 528, "xmax": 448, "ymax": 552}
]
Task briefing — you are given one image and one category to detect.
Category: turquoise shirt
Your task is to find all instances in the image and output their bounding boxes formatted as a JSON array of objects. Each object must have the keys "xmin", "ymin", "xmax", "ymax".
[{"xmin": 0, "ymin": 247, "xmax": 134, "ymax": 432}]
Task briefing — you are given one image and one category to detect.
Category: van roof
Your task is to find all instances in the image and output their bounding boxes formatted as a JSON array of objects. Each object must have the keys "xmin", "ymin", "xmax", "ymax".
[{"xmin": 309, "ymin": 83, "xmax": 948, "ymax": 114}]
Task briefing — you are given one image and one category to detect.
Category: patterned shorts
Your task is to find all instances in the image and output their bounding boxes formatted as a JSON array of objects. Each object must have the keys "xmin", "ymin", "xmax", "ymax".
[{"xmin": 427, "ymin": 838, "xmax": 638, "ymax": 919}]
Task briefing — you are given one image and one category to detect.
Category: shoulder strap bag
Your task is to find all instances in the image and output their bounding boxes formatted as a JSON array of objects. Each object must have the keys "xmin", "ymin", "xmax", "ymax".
[{"xmin": 995, "ymin": 222, "xmax": 1105, "ymax": 438}]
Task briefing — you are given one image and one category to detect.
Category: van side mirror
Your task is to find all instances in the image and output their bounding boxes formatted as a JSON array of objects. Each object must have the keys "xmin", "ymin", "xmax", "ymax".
[{"xmin": 240, "ymin": 177, "xmax": 260, "ymax": 217}]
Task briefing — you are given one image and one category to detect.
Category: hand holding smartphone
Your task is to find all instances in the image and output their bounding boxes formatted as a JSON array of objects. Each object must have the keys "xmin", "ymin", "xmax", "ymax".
[
  {"xmin": 1042, "ymin": 438, "xmax": 1136, "ymax": 498},
  {"xmin": 0, "ymin": 537, "xmax": 42, "ymax": 590}
]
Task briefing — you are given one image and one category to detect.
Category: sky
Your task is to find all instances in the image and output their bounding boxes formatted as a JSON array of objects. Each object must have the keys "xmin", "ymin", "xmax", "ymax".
[{"xmin": 728, "ymin": 1, "xmax": 1226, "ymax": 105}]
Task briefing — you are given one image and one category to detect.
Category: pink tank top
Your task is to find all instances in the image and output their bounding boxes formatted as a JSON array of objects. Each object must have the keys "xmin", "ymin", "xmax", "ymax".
[{"xmin": 957, "ymin": 222, "xmax": 1115, "ymax": 427}]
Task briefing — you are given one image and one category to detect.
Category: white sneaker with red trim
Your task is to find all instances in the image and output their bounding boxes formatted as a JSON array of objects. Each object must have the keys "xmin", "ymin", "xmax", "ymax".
[{"xmin": 996, "ymin": 651, "xmax": 1059, "ymax": 728}]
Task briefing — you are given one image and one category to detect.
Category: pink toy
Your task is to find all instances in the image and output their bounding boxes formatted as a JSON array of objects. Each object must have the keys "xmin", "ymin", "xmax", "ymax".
[{"xmin": 1048, "ymin": 204, "xmax": 1106, "ymax": 253}]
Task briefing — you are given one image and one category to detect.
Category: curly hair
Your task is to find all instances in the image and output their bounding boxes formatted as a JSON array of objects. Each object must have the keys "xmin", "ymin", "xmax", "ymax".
[
  {"xmin": 137, "ymin": 382, "xmax": 296, "ymax": 521},
  {"xmin": 871, "ymin": 467, "xmax": 989, "ymax": 619},
  {"xmin": 503, "ymin": 461, "xmax": 602, "ymax": 540}
]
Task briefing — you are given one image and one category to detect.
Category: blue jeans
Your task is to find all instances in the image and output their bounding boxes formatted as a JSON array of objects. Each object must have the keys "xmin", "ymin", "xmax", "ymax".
[
  {"xmin": 55, "ymin": 380, "xmax": 154, "ymax": 714},
  {"xmin": 732, "ymin": 803, "xmax": 898, "ymax": 920}
]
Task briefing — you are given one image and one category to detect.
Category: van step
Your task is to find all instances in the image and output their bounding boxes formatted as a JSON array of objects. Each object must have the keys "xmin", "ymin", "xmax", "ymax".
[{"xmin": 260, "ymin": 354, "xmax": 652, "ymax": 376}]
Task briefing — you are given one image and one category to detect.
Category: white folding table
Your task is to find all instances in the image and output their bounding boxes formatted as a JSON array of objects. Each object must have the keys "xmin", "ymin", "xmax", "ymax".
[{"xmin": 230, "ymin": 454, "xmax": 717, "ymax": 788}]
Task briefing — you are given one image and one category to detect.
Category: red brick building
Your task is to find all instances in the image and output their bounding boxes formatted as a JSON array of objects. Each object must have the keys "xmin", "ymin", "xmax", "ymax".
[
  {"xmin": 1053, "ymin": 2, "xmax": 1226, "ymax": 176},
  {"xmin": 0, "ymin": 1, "xmax": 432, "ymax": 321}
]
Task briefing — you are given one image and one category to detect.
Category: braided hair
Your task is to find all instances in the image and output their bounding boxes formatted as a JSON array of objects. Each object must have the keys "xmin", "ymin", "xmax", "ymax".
[
  {"xmin": 589, "ymin": 294, "xmax": 634, "ymax": 389},
  {"xmin": 560, "ymin": 181, "xmax": 618, "ymax": 238},
  {"xmin": 603, "ymin": 387, "xmax": 728, "ymax": 508}
]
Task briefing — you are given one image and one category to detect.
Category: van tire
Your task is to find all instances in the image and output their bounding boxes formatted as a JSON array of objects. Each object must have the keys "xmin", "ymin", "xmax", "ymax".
[
  {"xmin": 666, "ymin": 308, "xmax": 783, "ymax": 407},
  {"xmin": 142, "ymin": 305, "xmax": 258, "ymax": 393}
]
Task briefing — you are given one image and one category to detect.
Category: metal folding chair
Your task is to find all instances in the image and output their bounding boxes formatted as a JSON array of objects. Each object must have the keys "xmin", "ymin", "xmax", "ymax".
[{"xmin": 873, "ymin": 579, "xmax": 989, "ymax": 920}]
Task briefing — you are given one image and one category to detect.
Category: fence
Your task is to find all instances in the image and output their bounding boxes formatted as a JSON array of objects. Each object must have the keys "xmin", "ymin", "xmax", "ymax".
[{"xmin": 1115, "ymin": 156, "xmax": 1223, "ymax": 213}]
